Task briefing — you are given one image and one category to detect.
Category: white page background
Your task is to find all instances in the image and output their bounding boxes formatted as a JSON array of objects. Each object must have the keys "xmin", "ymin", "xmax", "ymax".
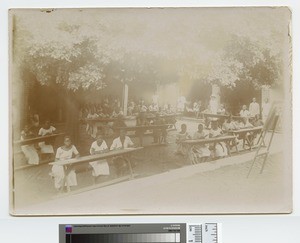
[{"xmin": 0, "ymin": 0, "xmax": 299, "ymax": 242}]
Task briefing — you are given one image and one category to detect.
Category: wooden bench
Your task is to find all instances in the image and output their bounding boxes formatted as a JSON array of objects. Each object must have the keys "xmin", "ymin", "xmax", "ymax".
[
  {"xmin": 181, "ymin": 135, "xmax": 237, "ymax": 164},
  {"xmin": 114, "ymin": 124, "xmax": 172, "ymax": 146},
  {"xmin": 230, "ymin": 126, "xmax": 264, "ymax": 151},
  {"xmin": 14, "ymin": 132, "xmax": 65, "ymax": 146},
  {"xmin": 49, "ymin": 147, "xmax": 143, "ymax": 192},
  {"xmin": 201, "ymin": 113, "xmax": 243, "ymax": 120}
]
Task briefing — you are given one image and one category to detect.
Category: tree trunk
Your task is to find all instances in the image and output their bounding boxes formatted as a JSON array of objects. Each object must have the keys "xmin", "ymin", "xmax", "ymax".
[
  {"xmin": 64, "ymin": 91, "xmax": 80, "ymax": 145},
  {"xmin": 122, "ymin": 83, "xmax": 128, "ymax": 116},
  {"xmin": 209, "ymin": 84, "xmax": 220, "ymax": 114}
]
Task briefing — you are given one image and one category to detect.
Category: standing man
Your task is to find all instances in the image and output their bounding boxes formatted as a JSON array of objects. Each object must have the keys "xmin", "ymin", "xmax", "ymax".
[{"xmin": 249, "ymin": 97, "xmax": 260, "ymax": 118}]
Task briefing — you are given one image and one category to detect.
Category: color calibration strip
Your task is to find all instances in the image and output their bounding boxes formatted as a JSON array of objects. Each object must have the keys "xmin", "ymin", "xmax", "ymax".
[{"xmin": 67, "ymin": 233, "xmax": 180, "ymax": 243}]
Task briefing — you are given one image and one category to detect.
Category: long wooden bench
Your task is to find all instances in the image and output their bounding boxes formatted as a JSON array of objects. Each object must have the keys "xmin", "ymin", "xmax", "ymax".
[
  {"xmin": 181, "ymin": 135, "xmax": 237, "ymax": 164},
  {"xmin": 49, "ymin": 147, "xmax": 143, "ymax": 192},
  {"xmin": 14, "ymin": 132, "xmax": 65, "ymax": 146},
  {"xmin": 230, "ymin": 126, "xmax": 264, "ymax": 150}
]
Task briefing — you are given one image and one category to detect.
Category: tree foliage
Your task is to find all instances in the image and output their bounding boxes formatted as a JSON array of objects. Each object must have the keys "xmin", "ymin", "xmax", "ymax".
[
  {"xmin": 207, "ymin": 35, "xmax": 284, "ymax": 89},
  {"xmin": 12, "ymin": 8, "xmax": 289, "ymax": 91}
]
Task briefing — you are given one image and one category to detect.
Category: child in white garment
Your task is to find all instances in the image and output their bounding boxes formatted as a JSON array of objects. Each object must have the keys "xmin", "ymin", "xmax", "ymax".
[
  {"xmin": 110, "ymin": 129, "xmax": 134, "ymax": 176},
  {"xmin": 175, "ymin": 123, "xmax": 191, "ymax": 155},
  {"xmin": 38, "ymin": 120, "xmax": 56, "ymax": 159},
  {"xmin": 21, "ymin": 125, "xmax": 39, "ymax": 165},
  {"xmin": 50, "ymin": 136, "xmax": 80, "ymax": 192},
  {"xmin": 89, "ymin": 132, "xmax": 110, "ymax": 183},
  {"xmin": 209, "ymin": 120, "xmax": 228, "ymax": 159},
  {"xmin": 192, "ymin": 123, "xmax": 211, "ymax": 162}
]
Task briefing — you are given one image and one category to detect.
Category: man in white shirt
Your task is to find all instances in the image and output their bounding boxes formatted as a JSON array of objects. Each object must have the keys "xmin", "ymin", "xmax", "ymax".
[
  {"xmin": 249, "ymin": 97, "xmax": 260, "ymax": 117},
  {"xmin": 240, "ymin": 105, "xmax": 250, "ymax": 118}
]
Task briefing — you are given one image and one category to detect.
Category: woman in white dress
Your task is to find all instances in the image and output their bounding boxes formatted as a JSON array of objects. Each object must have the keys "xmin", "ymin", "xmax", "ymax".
[
  {"xmin": 38, "ymin": 120, "xmax": 56, "ymax": 156},
  {"xmin": 89, "ymin": 133, "xmax": 110, "ymax": 182},
  {"xmin": 209, "ymin": 121, "xmax": 228, "ymax": 159},
  {"xmin": 50, "ymin": 136, "xmax": 80, "ymax": 191}
]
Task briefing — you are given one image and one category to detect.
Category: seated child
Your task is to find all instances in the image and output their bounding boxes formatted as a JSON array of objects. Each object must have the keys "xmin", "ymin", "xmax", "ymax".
[
  {"xmin": 38, "ymin": 120, "xmax": 56, "ymax": 156},
  {"xmin": 50, "ymin": 136, "xmax": 80, "ymax": 192},
  {"xmin": 192, "ymin": 124, "xmax": 211, "ymax": 162},
  {"xmin": 209, "ymin": 121, "xmax": 228, "ymax": 159},
  {"xmin": 110, "ymin": 129, "xmax": 134, "ymax": 176},
  {"xmin": 89, "ymin": 132, "xmax": 110, "ymax": 182},
  {"xmin": 251, "ymin": 114, "xmax": 264, "ymax": 127},
  {"xmin": 175, "ymin": 123, "xmax": 191, "ymax": 155},
  {"xmin": 217, "ymin": 104, "xmax": 226, "ymax": 115},
  {"xmin": 238, "ymin": 117, "xmax": 255, "ymax": 147},
  {"xmin": 222, "ymin": 116, "xmax": 238, "ymax": 132},
  {"xmin": 21, "ymin": 125, "xmax": 39, "ymax": 165}
]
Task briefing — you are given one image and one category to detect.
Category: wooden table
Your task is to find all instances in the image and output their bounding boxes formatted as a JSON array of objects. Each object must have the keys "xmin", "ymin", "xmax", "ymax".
[
  {"xmin": 115, "ymin": 124, "xmax": 171, "ymax": 131},
  {"xmin": 49, "ymin": 147, "xmax": 143, "ymax": 192},
  {"xmin": 230, "ymin": 126, "xmax": 263, "ymax": 150},
  {"xmin": 146, "ymin": 113, "xmax": 180, "ymax": 119},
  {"xmin": 84, "ymin": 117, "xmax": 117, "ymax": 123},
  {"xmin": 201, "ymin": 113, "xmax": 243, "ymax": 120},
  {"xmin": 114, "ymin": 124, "xmax": 171, "ymax": 145},
  {"xmin": 14, "ymin": 133, "xmax": 65, "ymax": 146},
  {"xmin": 181, "ymin": 135, "xmax": 237, "ymax": 164}
]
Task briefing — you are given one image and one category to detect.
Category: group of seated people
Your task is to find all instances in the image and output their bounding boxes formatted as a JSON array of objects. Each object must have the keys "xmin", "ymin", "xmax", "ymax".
[
  {"xmin": 50, "ymin": 130, "xmax": 135, "ymax": 192},
  {"xmin": 175, "ymin": 115, "xmax": 264, "ymax": 163},
  {"xmin": 85, "ymin": 107, "xmax": 176, "ymax": 143},
  {"xmin": 107, "ymin": 112, "xmax": 170, "ymax": 145},
  {"xmin": 127, "ymin": 100, "xmax": 177, "ymax": 116},
  {"xmin": 20, "ymin": 120, "xmax": 57, "ymax": 165},
  {"xmin": 79, "ymin": 98, "xmax": 123, "ymax": 120},
  {"xmin": 81, "ymin": 99, "xmax": 178, "ymax": 120}
]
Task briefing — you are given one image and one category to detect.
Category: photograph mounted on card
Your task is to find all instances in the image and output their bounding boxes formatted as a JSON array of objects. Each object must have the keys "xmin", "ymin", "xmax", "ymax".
[{"xmin": 9, "ymin": 7, "xmax": 292, "ymax": 215}]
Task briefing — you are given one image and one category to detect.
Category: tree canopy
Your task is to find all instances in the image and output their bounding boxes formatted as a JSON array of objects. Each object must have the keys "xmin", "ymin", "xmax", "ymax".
[{"xmin": 12, "ymin": 8, "xmax": 290, "ymax": 91}]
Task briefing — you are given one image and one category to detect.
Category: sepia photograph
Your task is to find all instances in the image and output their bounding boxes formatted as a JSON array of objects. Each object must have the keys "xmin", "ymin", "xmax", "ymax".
[{"xmin": 9, "ymin": 7, "xmax": 292, "ymax": 215}]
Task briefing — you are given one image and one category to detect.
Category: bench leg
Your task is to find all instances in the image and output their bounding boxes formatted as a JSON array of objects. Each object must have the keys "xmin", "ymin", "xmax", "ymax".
[
  {"xmin": 63, "ymin": 165, "xmax": 71, "ymax": 193},
  {"xmin": 226, "ymin": 141, "xmax": 231, "ymax": 157},
  {"xmin": 123, "ymin": 155, "xmax": 134, "ymax": 178}
]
